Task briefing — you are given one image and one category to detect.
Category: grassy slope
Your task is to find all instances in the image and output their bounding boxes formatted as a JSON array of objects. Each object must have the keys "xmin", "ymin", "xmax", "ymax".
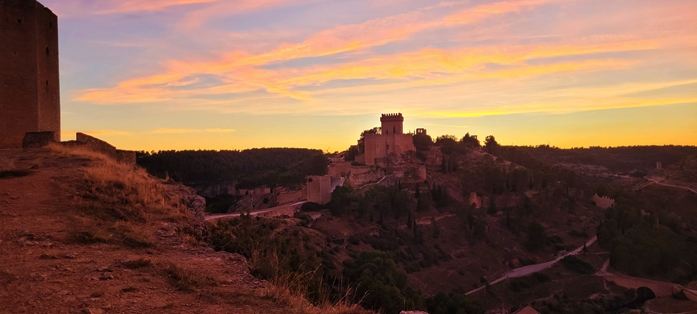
[{"xmin": 0, "ymin": 146, "xmax": 369, "ymax": 314}]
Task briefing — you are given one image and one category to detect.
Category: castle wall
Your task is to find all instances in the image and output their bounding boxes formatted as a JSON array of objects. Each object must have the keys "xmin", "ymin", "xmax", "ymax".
[
  {"xmin": 63, "ymin": 133, "xmax": 136, "ymax": 165},
  {"xmin": 277, "ymin": 189, "xmax": 304, "ymax": 204},
  {"xmin": 362, "ymin": 133, "xmax": 415, "ymax": 166},
  {"xmin": 328, "ymin": 161, "xmax": 352, "ymax": 177},
  {"xmin": 0, "ymin": 0, "xmax": 59, "ymax": 148}
]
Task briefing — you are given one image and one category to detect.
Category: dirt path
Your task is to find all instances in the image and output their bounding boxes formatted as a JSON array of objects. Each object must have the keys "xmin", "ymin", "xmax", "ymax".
[
  {"xmin": 466, "ymin": 236, "xmax": 598, "ymax": 295},
  {"xmin": 596, "ymin": 259, "xmax": 681, "ymax": 297}
]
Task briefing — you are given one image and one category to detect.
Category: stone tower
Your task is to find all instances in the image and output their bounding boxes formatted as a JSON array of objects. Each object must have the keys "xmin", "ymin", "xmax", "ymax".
[
  {"xmin": 380, "ymin": 113, "xmax": 404, "ymax": 135},
  {"xmin": 0, "ymin": 0, "xmax": 60, "ymax": 148}
]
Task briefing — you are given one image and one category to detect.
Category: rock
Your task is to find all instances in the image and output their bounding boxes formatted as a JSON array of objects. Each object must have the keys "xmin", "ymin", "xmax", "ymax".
[
  {"xmin": 167, "ymin": 184, "xmax": 207, "ymax": 239},
  {"xmin": 30, "ymin": 273, "xmax": 47, "ymax": 281},
  {"xmin": 56, "ymin": 290, "xmax": 69, "ymax": 296},
  {"xmin": 98, "ymin": 273, "xmax": 114, "ymax": 281}
]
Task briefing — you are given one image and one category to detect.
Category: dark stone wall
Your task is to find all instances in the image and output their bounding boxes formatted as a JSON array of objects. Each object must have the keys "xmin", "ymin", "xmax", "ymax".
[
  {"xmin": 0, "ymin": 0, "xmax": 59, "ymax": 148},
  {"xmin": 73, "ymin": 133, "xmax": 136, "ymax": 165},
  {"xmin": 35, "ymin": 3, "xmax": 59, "ymax": 140},
  {"xmin": 22, "ymin": 131, "xmax": 55, "ymax": 148}
]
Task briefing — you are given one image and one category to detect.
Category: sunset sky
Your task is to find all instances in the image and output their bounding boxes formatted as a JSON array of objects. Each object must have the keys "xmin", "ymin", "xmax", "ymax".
[{"xmin": 43, "ymin": 0, "xmax": 697, "ymax": 151}]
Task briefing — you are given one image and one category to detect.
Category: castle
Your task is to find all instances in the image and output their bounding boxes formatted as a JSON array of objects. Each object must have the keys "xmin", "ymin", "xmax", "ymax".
[
  {"xmin": 0, "ymin": 0, "xmax": 60, "ymax": 148},
  {"xmin": 355, "ymin": 113, "xmax": 416, "ymax": 166}
]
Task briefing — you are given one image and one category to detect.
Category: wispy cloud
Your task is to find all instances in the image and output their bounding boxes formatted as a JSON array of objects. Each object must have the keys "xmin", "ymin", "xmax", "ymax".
[{"xmin": 95, "ymin": 0, "xmax": 218, "ymax": 14}]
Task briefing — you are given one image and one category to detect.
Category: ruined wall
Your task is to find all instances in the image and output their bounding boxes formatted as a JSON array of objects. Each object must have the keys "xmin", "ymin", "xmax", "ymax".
[
  {"xmin": 347, "ymin": 166, "xmax": 384, "ymax": 186},
  {"xmin": 21, "ymin": 131, "xmax": 55, "ymax": 148},
  {"xmin": 62, "ymin": 133, "xmax": 136, "ymax": 165},
  {"xmin": 0, "ymin": 0, "xmax": 59, "ymax": 148},
  {"xmin": 277, "ymin": 190, "xmax": 303, "ymax": 204},
  {"xmin": 328, "ymin": 160, "xmax": 353, "ymax": 177}
]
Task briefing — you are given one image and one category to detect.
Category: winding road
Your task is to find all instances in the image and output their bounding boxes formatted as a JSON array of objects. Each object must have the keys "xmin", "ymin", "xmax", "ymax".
[
  {"xmin": 205, "ymin": 201, "xmax": 307, "ymax": 221},
  {"xmin": 646, "ymin": 177, "xmax": 697, "ymax": 194},
  {"xmin": 466, "ymin": 236, "xmax": 598, "ymax": 295}
]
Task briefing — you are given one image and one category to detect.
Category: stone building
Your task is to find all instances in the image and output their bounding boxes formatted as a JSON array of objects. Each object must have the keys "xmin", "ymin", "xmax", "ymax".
[
  {"xmin": 0, "ymin": 0, "xmax": 60, "ymax": 148},
  {"xmin": 355, "ymin": 113, "xmax": 416, "ymax": 166},
  {"xmin": 305, "ymin": 175, "xmax": 344, "ymax": 205}
]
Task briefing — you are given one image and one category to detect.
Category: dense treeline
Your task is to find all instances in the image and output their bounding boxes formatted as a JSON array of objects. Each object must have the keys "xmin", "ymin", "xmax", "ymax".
[
  {"xmin": 518, "ymin": 145, "xmax": 697, "ymax": 173},
  {"xmin": 597, "ymin": 194, "xmax": 697, "ymax": 283},
  {"xmin": 137, "ymin": 148, "xmax": 328, "ymax": 188}
]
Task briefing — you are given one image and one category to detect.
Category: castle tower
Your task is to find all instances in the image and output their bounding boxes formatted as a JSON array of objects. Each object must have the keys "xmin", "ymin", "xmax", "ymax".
[
  {"xmin": 380, "ymin": 113, "xmax": 404, "ymax": 135},
  {"xmin": 0, "ymin": 0, "xmax": 60, "ymax": 148}
]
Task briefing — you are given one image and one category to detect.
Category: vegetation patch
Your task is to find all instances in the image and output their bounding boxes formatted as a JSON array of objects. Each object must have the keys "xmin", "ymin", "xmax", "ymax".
[
  {"xmin": 121, "ymin": 258, "xmax": 152, "ymax": 269},
  {"xmin": 162, "ymin": 262, "xmax": 205, "ymax": 292},
  {"xmin": 560, "ymin": 256, "xmax": 595, "ymax": 275},
  {"xmin": 0, "ymin": 170, "xmax": 32, "ymax": 179}
]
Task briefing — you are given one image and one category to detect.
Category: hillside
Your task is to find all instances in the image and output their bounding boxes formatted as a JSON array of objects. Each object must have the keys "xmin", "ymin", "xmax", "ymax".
[
  {"xmin": 0, "ymin": 146, "xmax": 369, "ymax": 314},
  {"xmin": 73, "ymin": 137, "xmax": 697, "ymax": 313}
]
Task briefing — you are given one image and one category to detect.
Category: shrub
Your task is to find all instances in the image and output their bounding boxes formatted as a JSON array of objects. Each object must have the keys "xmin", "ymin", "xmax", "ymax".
[
  {"xmin": 163, "ymin": 263, "xmax": 203, "ymax": 292},
  {"xmin": 121, "ymin": 258, "xmax": 152, "ymax": 269},
  {"xmin": 561, "ymin": 256, "xmax": 595, "ymax": 274}
]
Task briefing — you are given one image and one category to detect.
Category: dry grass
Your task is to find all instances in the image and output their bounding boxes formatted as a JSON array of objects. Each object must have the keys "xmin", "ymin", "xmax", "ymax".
[
  {"xmin": 0, "ymin": 156, "xmax": 31, "ymax": 179},
  {"xmin": 0, "ymin": 156, "xmax": 15, "ymax": 171},
  {"xmin": 49, "ymin": 143, "xmax": 193, "ymax": 248},
  {"xmin": 259, "ymin": 270, "xmax": 371, "ymax": 314},
  {"xmin": 162, "ymin": 262, "xmax": 211, "ymax": 293},
  {"xmin": 47, "ymin": 144, "xmax": 373, "ymax": 313}
]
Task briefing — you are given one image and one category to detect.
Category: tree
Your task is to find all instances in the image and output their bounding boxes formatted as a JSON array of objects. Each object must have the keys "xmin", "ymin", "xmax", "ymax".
[
  {"xmin": 460, "ymin": 133, "xmax": 481, "ymax": 148},
  {"xmin": 526, "ymin": 221, "xmax": 547, "ymax": 251},
  {"xmin": 306, "ymin": 153, "xmax": 329, "ymax": 175},
  {"xmin": 432, "ymin": 217, "xmax": 440, "ymax": 239},
  {"xmin": 413, "ymin": 132, "xmax": 433, "ymax": 152},
  {"xmin": 484, "ymin": 135, "xmax": 500, "ymax": 155},
  {"xmin": 343, "ymin": 251, "xmax": 423, "ymax": 313},
  {"xmin": 329, "ymin": 186, "xmax": 355, "ymax": 216},
  {"xmin": 487, "ymin": 195, "xmax": 498, "ymax": 216}
]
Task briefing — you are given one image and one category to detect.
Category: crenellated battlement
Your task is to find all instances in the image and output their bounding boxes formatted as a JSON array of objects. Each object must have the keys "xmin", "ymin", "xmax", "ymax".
[{"xmin": 380, "ymin": 113, "xmax": 404, "ymax": 122}]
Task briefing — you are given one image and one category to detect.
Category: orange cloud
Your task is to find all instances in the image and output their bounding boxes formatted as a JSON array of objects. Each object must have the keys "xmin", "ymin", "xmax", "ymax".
[
  {"xmin": 282, "ymin": 40, "xmax": 655, "ymax": 87},
  {"xmin": 96, "ymin": 0, "xmax": 217, "ymax": 14},
  {"xmin": 76, "ymin": 36, "xmax": 656, "ymax": 105}
]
